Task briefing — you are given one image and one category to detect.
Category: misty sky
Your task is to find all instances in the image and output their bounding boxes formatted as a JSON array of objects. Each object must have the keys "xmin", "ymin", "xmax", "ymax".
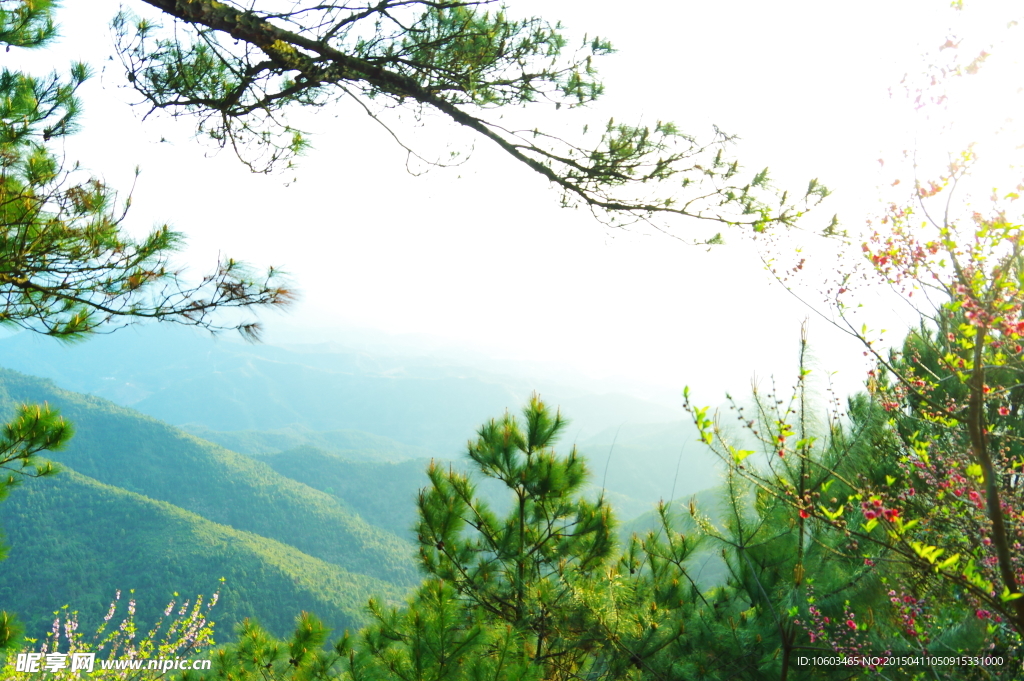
[{"xmin": 9, "ymin": 0, "xmax": 1022, "ymax": 404}]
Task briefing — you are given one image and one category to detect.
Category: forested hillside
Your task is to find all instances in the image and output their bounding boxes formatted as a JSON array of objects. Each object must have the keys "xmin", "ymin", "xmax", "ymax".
[
  {"xmin": 248, "ymin": 447, "xmax": 439, "ymax": 539},
  {"xmin": 0, "ymin": 469, "xmax": 402, "ymax": 637},
  {"xmin": 0, "ymin": 368, "xmax": 421, "ymax": 639},
  {"xmin": 0, "ymin": 369, "xmax": 419, "ymax": 587}
]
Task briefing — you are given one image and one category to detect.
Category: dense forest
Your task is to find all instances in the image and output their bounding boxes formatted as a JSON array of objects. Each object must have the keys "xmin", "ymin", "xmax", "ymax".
[{"xmin": 2, "ymin": 0, "xmax": 1023, "ymax": 679}]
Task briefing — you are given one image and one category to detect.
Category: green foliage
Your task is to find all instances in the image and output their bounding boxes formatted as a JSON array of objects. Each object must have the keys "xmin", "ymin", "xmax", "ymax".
[
  {"xmin": 0, "ymin": 609, "xmax": 22, "ymax": 654},
  {"xmin": 190, "ymin": 612, "xmax": 348, "ymax": 680},
  {"xmin": 0, "ymin": 402, "xmax": 69, "ymax": 505},
  {"xmin": 0, "ymin": 0, "xmax": 291, "ymax": 341},
  {"xmin": 349, "ymin": 580, "xmax": 544, "ymax": 681},
  {"xmin": 414, "ymin": 394, "xmax": 617, "ymax": 679},
  {"xmin": 179, "ymin": 389, "xmax": 1019, "ymax": 680},
  {"xmin": 618, "ymin": 488, "xmax": 730, "ymax": 590},
  {"xmin": 197, "ymin": 394, "xmax": 914, "ymax": 681},
  {"xmin": 184, "ymin": 396, "xmax": 620, "ymax": 681},
  {"xmin": 683, "ymin": 325, "xmax": 1019, "ymax": 678},
  {"xmin": 857, "ymin": 304, "xmax": 1024, "ymax": 653},
  {"xmin": 0, "ymin": 0, "xmax": 293, "ymax": 641},
  {"xmin": 0, "ymin": 0, "xmax": 56, "ymax": 48},
  {"xmin": 802, "ymin": 146, "xmax": 1024, "ymax": 647}
]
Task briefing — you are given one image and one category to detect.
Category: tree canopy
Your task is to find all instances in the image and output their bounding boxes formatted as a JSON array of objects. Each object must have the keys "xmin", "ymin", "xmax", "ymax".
[
  {"xmin": 1, "ymin": 0, "xmax": 293, "ymax": 341},
  {"xmin": 114, "ymin": 0, "xmax": 831, "ymax": 237}
]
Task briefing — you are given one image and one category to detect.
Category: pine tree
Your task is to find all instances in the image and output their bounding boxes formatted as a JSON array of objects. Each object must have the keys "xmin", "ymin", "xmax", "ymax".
[
  {"xmin": 187, "ymin": 395, "xmax": 651, "ymax": 681},
  {"xmin": 1, "ymin": 1, "xmax": 292, "ymax": 340},
  {"xmin": 349, "ymin": 580, "xmax": 544, "ymax": 681},
  {"xmin": 113, "ymin": 0, "xmax": 831, "ymax": 237},
  {"xmin": 413, "ymin": 393, "xmax": 617, "ymax": 679}
]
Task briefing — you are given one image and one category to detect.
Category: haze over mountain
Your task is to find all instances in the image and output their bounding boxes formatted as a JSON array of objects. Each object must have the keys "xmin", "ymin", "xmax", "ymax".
[{"xmin": 0, "ymin": 325, "xmax": 690, "ymax": 455}]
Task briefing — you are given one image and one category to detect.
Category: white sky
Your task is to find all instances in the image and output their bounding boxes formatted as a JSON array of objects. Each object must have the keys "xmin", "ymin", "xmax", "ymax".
[{"xmin": 10, "ymin": 0, "xmax": 1023, "ymax": 404}]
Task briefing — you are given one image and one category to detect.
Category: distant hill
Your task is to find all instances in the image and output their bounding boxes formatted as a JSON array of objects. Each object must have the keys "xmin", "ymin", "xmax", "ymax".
[
  {"xmin": 251, "ymin": 447, "xmax": 432, "ymax": 539},
  {"xmin": 181, "ymin": 424, "xmax": 433, "ymax": 462},
  {"xmin": 0, "ymin": 368, "xmax": 419, "ymax": 639},
  {"xmin": 0, "ymin": 469, "xmax": 402, "ymax": 638},
  {"xmin": 0, "ymin": 369, "xmax": 419, "ymax": 587},
  {"xmin": 247, "ymin": 429, "xmax": 718, "ymax": 547},
  {"xmin": 0, "ymin": 326, "xmax": 684, "ymax": 453}
]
